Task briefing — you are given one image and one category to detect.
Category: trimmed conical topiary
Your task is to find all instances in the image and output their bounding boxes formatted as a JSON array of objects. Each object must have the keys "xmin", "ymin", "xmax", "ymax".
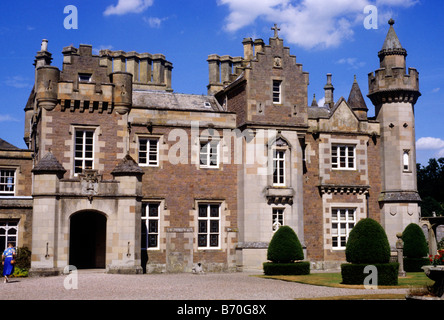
[
  {"xmin": 402, "ymin": 223, "xmax": 428, "ymax": 258},
  {"xmin": 345, "ymin": 218, "xmax": 391, "ymax": 264},
  {"xmin": 267, "ymin": 225, "xmax": 304, "ymax": 263}
]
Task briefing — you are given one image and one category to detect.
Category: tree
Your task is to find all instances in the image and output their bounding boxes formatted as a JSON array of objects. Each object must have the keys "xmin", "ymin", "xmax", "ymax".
[{"xmin": 417, "ymin": 158, "xmax": 444, "ymax": 217}]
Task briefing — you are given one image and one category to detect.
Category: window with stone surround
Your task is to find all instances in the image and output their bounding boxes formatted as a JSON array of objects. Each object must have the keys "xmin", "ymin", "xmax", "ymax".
[
  {"xmin": 272, "ymin": 150, "xmax": 286, "ymax": 186},
  {"xmin": 272, "ymin": 208, "xmax": 284, "ymax": 232},
  {"xmin": 0, "ymin": 169, "xmax": 15, "ymax": 196},
  {"xmin": 0, "ymin": 220, "xmax": 18, "ymax": 251},
  {"xmin": 197, "ymin": 203, "xmax": 220, "ymax": 249},
  {"xmin": 141, "ymin": 203, "xmax": 160, "ymax": 250},
  {"xmin": 403, "ymin": 150, "xmax": 410, "ymax": 172},
  {"xmin": 138, "ymin": 137, "xmax": 159, "ymax": 167},
  {"xmin": 331, "ymin": 144, "xmax": 356, "ymax": 170},
  {"xmin": 272, "ymin": 80, "xmax": 282, "ymax": 104},
  {"xmin": 331, "ymin": 208, "xmax": 356, "ymax": 249},
  {"xmin": 74, "ymin": 129, "xmax": 94, "ymax": 175},
  {"xmin": 199, "ymin": 140, "xmax": 219, "ymax": 169}
]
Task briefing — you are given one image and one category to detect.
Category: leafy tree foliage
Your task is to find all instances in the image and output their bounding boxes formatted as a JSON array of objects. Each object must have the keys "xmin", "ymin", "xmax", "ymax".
[{"xmin": 417, "ymin": 158, "xmax": 444, "ymax": 217}]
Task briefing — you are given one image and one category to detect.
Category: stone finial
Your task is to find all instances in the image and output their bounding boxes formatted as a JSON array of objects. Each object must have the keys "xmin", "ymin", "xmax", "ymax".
[
  {"xmin": 41, "ymin": 39, "xmax": 48, "ymax": 52},
  {"xmin": 271, "ymin": 24, "xmax": 280, "ymax": 38},
  {"xmin": 388, "ymin": 18, "xmax": 395, "ymax": 26}
]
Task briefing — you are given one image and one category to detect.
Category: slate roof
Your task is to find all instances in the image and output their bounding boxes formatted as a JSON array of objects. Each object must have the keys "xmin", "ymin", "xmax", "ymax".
[
  {"xmin": 132, "ymin": 90, "xmax": 224, "ymax": 112},
  {"xmin": 111, "ymin": 154, "xmax": 144, "ymax": 176},
  {"xmin": 347, "ymin": 77, "xmax": 368, "ymax": 112},
  {"xmin": 32, "ymin": 152, "xmax": 67, "ymax": 174},
  {"xmin": 0, "ymin": 138, "xmax": 21, "ymax": 151}
]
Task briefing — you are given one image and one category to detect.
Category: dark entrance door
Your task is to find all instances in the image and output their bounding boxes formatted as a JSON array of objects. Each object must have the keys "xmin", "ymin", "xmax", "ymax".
[{"xmin": 69, "ymin": 211, "xmax": 106, "ymax": 269}]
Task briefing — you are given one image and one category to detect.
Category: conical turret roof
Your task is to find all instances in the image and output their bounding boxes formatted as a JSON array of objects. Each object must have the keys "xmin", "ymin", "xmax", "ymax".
[
  {"xmin": 347, "ymin": 76, "xmax": 368, "ymax": 112},
  {"xmin": 378, "ymin": 19, "xmax": 407, "ymax": 58}
]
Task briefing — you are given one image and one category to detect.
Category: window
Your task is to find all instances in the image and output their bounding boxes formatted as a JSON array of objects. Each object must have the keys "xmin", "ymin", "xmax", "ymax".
[
  {"xmin": 0, "ymin": 169, "xmax": 15, "ymax": 196},
  {"xmin": 272, "ymin": 80, "xmax": 282, "ymax": 104},
  {"xmin": 78, "ymin": 73, "xmax": 92, "ymax": 83},
  {"xmin": 403, "ymin": 150, "xmax": 410, "ymax": 172},
  {"xmin": 272, "ymin": 150, "xmax": 285, "ymax": 186},
  {"xmin": 331, "ymin": 145, "xmax": 355, "ymax": 169},
  {"xmin": 0, "ymin": 221, "xmax": 18, "ymax": 251},
  {"xmin": 197, "ymin": 204, "xmax": 220, "ymax": 249},
  {"xmin": 331, "ymin": 208, "xmax": 355, "ymax": 249},
  {"xmin": 141, "ymin": 203, "xmax": 160, "ymax": 250},
  {"xmin": 272, "ymin": 208, "xmax": 284, "ymax": 232},
  {"xmin": 200, "ymin": 141, "xmax": 219, "ymax": 168},
  {"xmin": 74, "ymin": 129, "xmax": 94, "ymax": 175},
  {"xmin": 139, "ymin": 138, "xmax": 159, "ymax": 166}
]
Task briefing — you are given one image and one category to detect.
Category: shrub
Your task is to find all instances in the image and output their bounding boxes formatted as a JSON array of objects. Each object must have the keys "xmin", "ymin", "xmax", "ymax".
[
  {"xmin": 402, "ymin": 223, "xmax": 428, "ymax": 258},
  {"xmin": 404, "ymin": 258, "xmax": 430, "ymax": 272},
  {"xmin": 345, "ymin": 218, "xmax": 391, "ymax": 264},
  {"xmin": 263, "ymin": 261, "xmax": 310, "ymax": 276},
  {"xmin": 267, "ymin": 226, "xmax": 304, "ymax": 263},
  {"xmin": 341, "ymin": 263, "xmax": 399, "ymax": 286},
  {"xmin": 342, "ymin": 218, "xmax": 398, "ymax": 285}
]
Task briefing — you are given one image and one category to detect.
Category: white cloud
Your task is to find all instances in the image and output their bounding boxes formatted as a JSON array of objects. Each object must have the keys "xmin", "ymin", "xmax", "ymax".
[
  {"xmin": 92, "ymin": 45, "xmax": 114, "ymax": 55},
  {"xmin": 0, "ymin": 115, "xmax": 20, "ymax": 122},
  {"xmin": 143, "ymin": 16, "xmax": 168, "ymax": 28},
  {"xmin": 431, "ymin": 87, "xmax": 440, "ymax": 93},
  {"xmin": 3, "ymin": 76, "xmax": 32, "ymax": 89},
  {"xmin": 336, "ymin": 57, "xmax": 366, "ymax": 69},
  {"xmin": 104, "ymin": 0, "xmax": 153, "ymax": 16},
  {"xmin": 416, "ymin": 137, "xmax": 444, "ymax": 150},
  {"xmin": 218, "ymin": 0, "xmax": 418, "ymax": 49}
]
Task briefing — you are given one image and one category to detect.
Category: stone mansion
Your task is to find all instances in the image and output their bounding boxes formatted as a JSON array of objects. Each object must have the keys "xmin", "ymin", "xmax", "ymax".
[{"xmin": 0, "ymin": 20, "xmax": 421, "ymax": 275}]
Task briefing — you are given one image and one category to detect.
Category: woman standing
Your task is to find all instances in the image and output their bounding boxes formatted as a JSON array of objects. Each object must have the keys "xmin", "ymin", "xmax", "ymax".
[{"xmin": 2, "ymin": 243, "xmax": 16, "ymax": 283}]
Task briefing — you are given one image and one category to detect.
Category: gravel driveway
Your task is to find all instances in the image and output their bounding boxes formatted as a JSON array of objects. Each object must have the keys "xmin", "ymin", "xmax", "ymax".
[{"xmin": 0, "ymin": 269, "xmax": 408, "ymax": 300}]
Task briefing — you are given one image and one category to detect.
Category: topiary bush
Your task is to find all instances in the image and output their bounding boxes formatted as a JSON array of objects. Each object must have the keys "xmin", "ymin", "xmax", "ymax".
[
  {"xmin": 263, "ymin": 226, "xmax": 309, "ymax": 275},
  {"xmin": 341, "ymin": 218, "xmax": 398, "ymax": 285},
  {"xmin": 402, "ymin": 223, "xmax": 430, "ymax": 272},
  {"xmin": 345, "ymin": 218, "xmax": 391, "ymax": 264},
  {"xmin": 267, "ymin": 225, "xmax": 304, "ymax": 263}
]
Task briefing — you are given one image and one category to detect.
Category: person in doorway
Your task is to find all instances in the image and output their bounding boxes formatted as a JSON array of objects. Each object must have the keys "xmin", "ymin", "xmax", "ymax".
[{"xmin": 2, "ymin": 243, "xmax": 16, "ymax": 283}]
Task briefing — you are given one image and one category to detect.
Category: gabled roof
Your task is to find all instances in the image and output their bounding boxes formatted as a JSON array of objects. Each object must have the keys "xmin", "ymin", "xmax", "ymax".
[{"xmin": 0, "ymin": 138, "xmax": 21, "ymax": 151}]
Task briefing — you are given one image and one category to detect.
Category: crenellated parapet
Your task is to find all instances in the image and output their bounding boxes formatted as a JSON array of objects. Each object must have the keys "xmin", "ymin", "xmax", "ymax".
[
  {"xmin": 367, "ymin": 66, "xmax": 420, "ymax": 105},
  {"xmin": 99, "ymin": 49, "xmax": 173, "ymax": 91},
  {"xmin": 32, "ymin": 40, "xmax": 174, "ymax": 117}
]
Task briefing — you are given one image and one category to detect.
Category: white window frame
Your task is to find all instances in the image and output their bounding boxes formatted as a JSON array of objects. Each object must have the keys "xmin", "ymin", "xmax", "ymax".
[
  {"xmin": 272, "ymin": 208, "xmax": 284, "ymax": 232},
  {"xmin": 141, "ymin": 203, "xmax": 160, "ymax": 250},
  {"xmin": 0, "ymin": 221, "xmax": 18, "ymax": 251},
  {"xmin": 0, "ymin": 169, "xmax": 16, "ymax": 196},
  {"xmin": 197, "ymin": 203, "xmax": 221, "ymax": 249},
  {"xmin": 199, "ymin": 140, "xmax": 219, "ymax": 169},
  {"xmin": 331, "ymin": 144, "xmax": 356, "ymax": 170},
  {"xmin": 331, "ymin": 208, "xmax": 356, "ymax": 250},
  {"xmin": 272, "ymin": 149, "xmax": 286, "ymax": 186},
  {"xmin": 138, "ymin": 137, "xmax": 159, "ymax": 167},
  {"xmin": 272, "ymin": 80, "xmax": 282, "ymax": 104},
  {"xmin": 74, "ymin": 129, "xmax": 95, "ymax": 176}
]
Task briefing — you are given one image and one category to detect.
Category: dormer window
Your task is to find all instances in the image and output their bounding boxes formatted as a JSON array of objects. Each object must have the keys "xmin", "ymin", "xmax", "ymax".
[{"xmin": 78, "ymin": 73, "xmax": 92, "ymax": 83}]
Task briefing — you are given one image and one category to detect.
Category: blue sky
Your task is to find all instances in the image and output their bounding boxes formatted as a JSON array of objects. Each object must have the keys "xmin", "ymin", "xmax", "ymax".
[{"xmin": 0, "ymin": 0, "xmax": 442, "ymax": 166}]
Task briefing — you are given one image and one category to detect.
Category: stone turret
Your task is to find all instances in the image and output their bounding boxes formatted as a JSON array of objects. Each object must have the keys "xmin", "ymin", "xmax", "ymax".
[{"xmin": 367, "ymin": 19, "xmax": 421, "ymax": 247}]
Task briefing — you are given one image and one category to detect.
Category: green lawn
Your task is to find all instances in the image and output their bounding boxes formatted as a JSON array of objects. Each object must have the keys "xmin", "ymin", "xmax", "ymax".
[{"xmin": 259, "ymin": 272, "xmax": 433, "ymax": 289}]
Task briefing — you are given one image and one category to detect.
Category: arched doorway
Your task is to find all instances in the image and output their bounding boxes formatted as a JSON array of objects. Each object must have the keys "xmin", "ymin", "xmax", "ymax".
[{"xmin": 69, "ymin": 211, "xmax": 107, "ymax": 269}]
